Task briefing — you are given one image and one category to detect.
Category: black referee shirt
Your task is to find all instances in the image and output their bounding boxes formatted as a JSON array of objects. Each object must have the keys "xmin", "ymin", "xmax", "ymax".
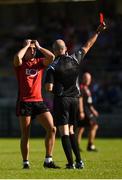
[{"xmin": 45, "ymin": 48, "xmax": 85, "ymax": 97}]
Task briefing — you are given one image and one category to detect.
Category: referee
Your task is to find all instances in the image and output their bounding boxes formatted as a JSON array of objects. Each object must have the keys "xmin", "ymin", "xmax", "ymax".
[{"xmin": 45, "ymin": 22, "xmax": 106, "ymax": 169}]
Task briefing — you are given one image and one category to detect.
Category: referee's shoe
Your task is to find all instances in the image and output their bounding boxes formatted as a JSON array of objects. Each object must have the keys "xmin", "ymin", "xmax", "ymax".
[{"xmin": 75, "ymin": 160, "xmax": 84, "ymax": 169}]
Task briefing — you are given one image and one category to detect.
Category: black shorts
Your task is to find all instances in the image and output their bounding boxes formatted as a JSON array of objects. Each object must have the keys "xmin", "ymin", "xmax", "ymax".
[
  {"xmin": 53, "ymin": 96, "xmax": 79, "ymax": 126},
  {"xmin": 77, "ymin": 114, "xmax": 98, "ymax": 127},
  {"xmin": 16, "ymin": 101, "xmax": 49, "ymax": 117}
]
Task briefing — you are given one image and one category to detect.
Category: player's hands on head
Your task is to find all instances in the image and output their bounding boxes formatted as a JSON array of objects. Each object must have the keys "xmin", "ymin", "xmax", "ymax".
[
  {"xmin": 34, "ymin": 40, "xmax": 41, "ymax": 49},
  {"xmin": 96, "ymin": 22, "xmax": 106, "ymax": 34},
  {"xmin": 24, "ymin": 39, "xmax": 32, "ymax": 47},
  {"xmin": 24, "ymin": 39, "xmax": 41, "ymax": 49}
]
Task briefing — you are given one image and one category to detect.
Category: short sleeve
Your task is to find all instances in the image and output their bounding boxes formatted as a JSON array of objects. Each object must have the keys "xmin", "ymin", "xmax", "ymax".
[
  {"xmin": 37, "ymin": 58, "xmax": 45, "ymax": 68},
  {"xmin": 71, "ymin": 48, "xmax": 86, "ymax": 64},
  {"xmin": 45, "ymin": 68, "xmax": 55, "ymax": 84}
]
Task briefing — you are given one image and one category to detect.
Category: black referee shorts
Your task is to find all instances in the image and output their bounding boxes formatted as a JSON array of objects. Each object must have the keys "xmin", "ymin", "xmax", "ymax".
[
  {"xmin": 16, "ymin": 101, "xmax": 49, "ymax": 117},
  {"xmin": 53, "ymin": 96, "xmax": 79, "ymax": 126}
]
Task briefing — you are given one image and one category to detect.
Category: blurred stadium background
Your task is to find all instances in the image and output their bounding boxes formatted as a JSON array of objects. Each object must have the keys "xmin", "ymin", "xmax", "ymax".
[{"xmin": 0, "ymin": 0, "xmax": 122, "ymax": 137}]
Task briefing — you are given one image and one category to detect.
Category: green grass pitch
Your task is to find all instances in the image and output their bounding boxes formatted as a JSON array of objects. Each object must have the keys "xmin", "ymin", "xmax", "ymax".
[{"xmin": 0, "ymin": 138, "xmax": 122, "ymax": 179}]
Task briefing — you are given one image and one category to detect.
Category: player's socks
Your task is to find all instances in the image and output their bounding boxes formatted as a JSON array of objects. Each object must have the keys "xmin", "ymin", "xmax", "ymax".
[
  {"xmin": 87, "ymin": 143, "xmax": 98, "ymax": 152},
  {"xmin": 69, "ymin": 134, "xmax": 81, "ymax": 162},
  {"xmin": 43, "ymin": 156, "xmax": 60, "ymax": 169},
  {"xmin": 61, "ymin": 135, "xmax": 74, "ymax": 165},
  {"xmin": 44, "ymin": 156, "xmax": 53, "ymax": 163},
  {"xmin": 23, "ymin": 160, "xmax": 30, "ymax": 169}
]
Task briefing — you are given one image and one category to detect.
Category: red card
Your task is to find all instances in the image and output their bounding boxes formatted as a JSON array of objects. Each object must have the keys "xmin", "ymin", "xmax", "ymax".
[{"xmin": 100, "ymin": 13, "xmax": 104, "ymax": 24}]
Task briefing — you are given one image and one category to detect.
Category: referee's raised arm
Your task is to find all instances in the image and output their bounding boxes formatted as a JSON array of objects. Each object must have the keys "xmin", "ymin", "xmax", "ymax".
[{"xmin": 82, "ymin": 22, "xmax": 106, "ymax": 55}]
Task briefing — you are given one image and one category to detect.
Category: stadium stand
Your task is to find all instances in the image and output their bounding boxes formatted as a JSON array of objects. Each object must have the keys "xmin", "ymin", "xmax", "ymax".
[{"xmin": 0, "ymin": 0, "xmax": 122, "ymax": 137}]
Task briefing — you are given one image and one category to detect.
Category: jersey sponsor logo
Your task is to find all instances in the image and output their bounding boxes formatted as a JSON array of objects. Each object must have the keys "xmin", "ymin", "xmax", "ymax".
[{"xmin": 25, "ymin": 69, "xmax": 38, "ymax": 77}]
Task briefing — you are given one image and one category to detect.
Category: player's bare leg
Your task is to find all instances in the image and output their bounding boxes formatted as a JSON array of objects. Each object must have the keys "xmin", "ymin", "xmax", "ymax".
[
  {"xmin": 78, "ymin": 97, "xmax": 85, "ymax": 151},
  {"xmin": 87, "ymin": 123, "xmax": 98, "ymax": 151},
  {"xmin": 37, "ymin": 112, "xmax": 60, "ymax": 168},
  {"xmin": 19, "ymin": 116, "xmax": 31, "ymax": 168},
  {"xmin": 77, "ymin": 127, "xmax": 85, "ymax": 151}
]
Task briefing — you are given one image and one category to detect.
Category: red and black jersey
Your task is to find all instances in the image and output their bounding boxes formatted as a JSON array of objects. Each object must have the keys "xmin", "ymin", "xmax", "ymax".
[
  {"xmin": 15, "ymin": 58, "xmax": 45, "ymax": 102},
  {"xmin": 80, "ymin": 84, "xmax": 93, "ymax": 115}
]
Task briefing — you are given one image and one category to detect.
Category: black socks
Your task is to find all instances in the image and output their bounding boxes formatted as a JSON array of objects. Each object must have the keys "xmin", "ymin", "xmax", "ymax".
[
  {"xmin": 69, "ymin": 134, "xmax": 81, "ymax": 162},
  {"xmin": 61, "ymin": 135, "xmax": 73, "ymax": 165}
]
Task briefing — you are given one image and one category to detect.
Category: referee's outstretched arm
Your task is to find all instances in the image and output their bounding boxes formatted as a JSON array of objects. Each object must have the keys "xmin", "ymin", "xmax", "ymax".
[{"xmin": 82, "ymin": 22, "xmax": 106, "ymax": 55}]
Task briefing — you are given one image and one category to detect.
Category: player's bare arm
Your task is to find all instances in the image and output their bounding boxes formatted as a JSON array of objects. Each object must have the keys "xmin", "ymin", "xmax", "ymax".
[
  {"xmin": 82, "ymin": 22, "xmax": 106, "ymax": 54},
  {"xmin": 79, "ymin": 97, "xmax": 85, "ymax": 120},
  {"xmin": 35, "ymin": 40, "xmax": 55, "ymax": 66},
  {"xmin": 90, "ymin": 105, "xmax": 99, "ymax": 117},
  {"xmin": 13, "ymin": 39, "xmax": 31, "ymax": 67}
]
